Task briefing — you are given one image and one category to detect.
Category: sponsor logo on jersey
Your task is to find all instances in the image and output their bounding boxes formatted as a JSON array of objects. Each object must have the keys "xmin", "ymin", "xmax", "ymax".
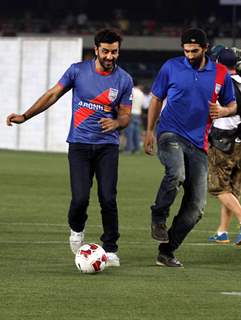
[
  {"xmin": 77, "ymin": 100, "xmax": 112, "ymax": 113},
  {"xmin": 78, "ymin": 100, "xmax": 104, "ymax": 111},
  {"xmin": 103, "ymin": 105, "xmax": 112, "ymax": 112}
]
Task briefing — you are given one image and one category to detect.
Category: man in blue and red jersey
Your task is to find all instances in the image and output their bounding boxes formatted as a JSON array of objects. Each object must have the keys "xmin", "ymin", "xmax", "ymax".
[
  {"xmin": 144, "ymin": 28, "xmax": 237, "ymax": 267},
  {"xmin": 6, "ymin": 28, "xmax": 133, "ymax": 267}
]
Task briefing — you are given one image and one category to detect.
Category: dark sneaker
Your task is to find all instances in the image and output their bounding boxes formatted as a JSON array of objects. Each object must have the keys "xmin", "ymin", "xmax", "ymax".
[
  {"xmin": 151, "ymin": 223, "xmax": 169, "ymax": 242},
  {"xmin": 156, "ymin": 252, "xmax": 183, "ymax": 268},
  {"xmin": 234, "ymin": 231, "xmax": 241, "ymax": 246},
  {"xmin": 208, "ymin": 232, "xmax": 230, "ymax": 244}
]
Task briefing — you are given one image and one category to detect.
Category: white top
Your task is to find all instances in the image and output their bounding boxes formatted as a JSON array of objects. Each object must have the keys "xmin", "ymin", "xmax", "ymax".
[
  {"xmin": 131, "ymin": 86, "xmax": 145, "ymax": 115},
  {"xmin": 213, "ymin": 74, "xmax": 241, "ymax": 130},
  {"xmin": 142, "ymin": 92, "xmax": 152, "ymax": 110}
]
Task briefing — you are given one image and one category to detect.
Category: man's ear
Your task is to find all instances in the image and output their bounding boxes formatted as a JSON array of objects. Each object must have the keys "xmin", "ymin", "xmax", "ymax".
[
  {"xmin": 94, "ymin": 46, "xmax": 98, "ymax": 56},
  {"xmin": 204, "ymin": 44, "xmax": 209, "ymax": 52}
]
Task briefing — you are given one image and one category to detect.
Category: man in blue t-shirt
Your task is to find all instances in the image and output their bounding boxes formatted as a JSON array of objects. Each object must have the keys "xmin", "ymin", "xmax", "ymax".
[
  {"xmin": 7, "ymin": 28, "xmax": 133, "ymax": 267},
  {"xmin": 144, "ymin": 28, "xmax": 237, "ymax": 267}
]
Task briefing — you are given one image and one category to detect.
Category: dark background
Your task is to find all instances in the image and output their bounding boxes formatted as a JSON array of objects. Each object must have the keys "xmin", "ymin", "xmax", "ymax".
[{"xmin": 0, "ymin": 0, "xmax": 237, "ymax": 22}]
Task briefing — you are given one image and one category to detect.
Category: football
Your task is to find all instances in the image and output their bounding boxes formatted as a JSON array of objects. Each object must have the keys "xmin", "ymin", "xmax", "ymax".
[{"xmin": 75, "ymin": 243, "xmax": 107, "ymax": 274}]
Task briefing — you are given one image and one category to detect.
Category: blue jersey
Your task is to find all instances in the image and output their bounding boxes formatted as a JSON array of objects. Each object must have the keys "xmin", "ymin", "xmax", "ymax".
[
  {"xmin": 152, "ymin": 56, "xmax": 236, "ymax": 151},
  {"xmin": 58, "ymin": 59, "xmax": 133, "ymax": 144}
]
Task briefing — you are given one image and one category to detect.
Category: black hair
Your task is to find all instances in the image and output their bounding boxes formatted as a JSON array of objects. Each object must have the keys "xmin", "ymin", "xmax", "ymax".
[{"xmin": 94, "ymin": 28, "xmax": 123, "ymax": 48}]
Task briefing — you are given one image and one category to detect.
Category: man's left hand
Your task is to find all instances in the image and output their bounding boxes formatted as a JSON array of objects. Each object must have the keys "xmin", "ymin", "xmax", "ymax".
[
  {"xmin": 99, "ymin": 118, "xmax": 119, "ymax": 132},
  {"xmin": 209, "ymin": 101, "xmax": 223, "ymax": 119}
]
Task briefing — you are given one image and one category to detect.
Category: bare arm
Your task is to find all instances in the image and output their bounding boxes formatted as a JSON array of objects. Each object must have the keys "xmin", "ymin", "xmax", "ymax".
[
  {"xmin": 6, "ymin": 83, "xmax": 68, "ymax": 126},
  {"xmin": 99, "ymin": 105, "xmax": 131, "ymax": 132},
  {"xmin": 209, "ymin": 100, "xmax": 237, "ymax": 120},
  {"xmin": 144, "ymin": 95, "xmax": 163, "ymax": 155}
]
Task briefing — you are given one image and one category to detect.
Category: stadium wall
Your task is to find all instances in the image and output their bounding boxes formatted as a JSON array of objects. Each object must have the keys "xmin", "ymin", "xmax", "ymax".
[{"xmin": 1, "ymin": 37, "xmax": 83, "ymax": 152}]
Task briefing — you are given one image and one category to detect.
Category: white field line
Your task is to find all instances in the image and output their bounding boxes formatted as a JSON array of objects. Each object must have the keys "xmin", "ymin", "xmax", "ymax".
[
  {"xmin": 0, "ymin": 222, "xmax": 67, "ymax": 227},
  {"xmin": 0, "ymin": 221, "xmax": 239, "ymax": 235},
  {"xmin": 0, "ymin": 240, "xmax": 67, "ymax": 244},
  {"xmin": 0, "ymin": 240, "xmax": 238, "ymax": 247},
  {"xmin": 221, "ymin": 292, "xmax": 241, "ymax": 296}
]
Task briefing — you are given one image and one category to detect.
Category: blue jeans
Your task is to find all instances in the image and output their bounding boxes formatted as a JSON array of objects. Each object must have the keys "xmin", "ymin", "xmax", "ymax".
[
  {"xmin": 151, "ymin": 132, "xmax": 207, "ymax": 253},
  {"xmin": 68, "ymin": 143, "xmax": 120, "ymax": 252},
  {"xmin": 125, "ymin": 115, "xmax": 141, "ymax": 152}
]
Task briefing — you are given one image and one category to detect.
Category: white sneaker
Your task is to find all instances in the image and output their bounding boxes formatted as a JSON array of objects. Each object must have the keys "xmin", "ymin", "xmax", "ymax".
[
  {"xmin": 106, "ymin": 252, "xmax": 120, "ymax": 267},
  {"xmin": 69, "ymin": 229, "xmax": 85, "ymax": 254}
]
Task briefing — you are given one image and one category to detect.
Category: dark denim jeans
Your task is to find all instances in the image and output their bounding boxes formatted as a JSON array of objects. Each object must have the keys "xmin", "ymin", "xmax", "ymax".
[
  {"xmin": 151, "ymin": 132, "xmax": 207, "ymax": 253},
  {"xmin": 68, "ymin": 143, "xmax": 120, "ymax": 252}
]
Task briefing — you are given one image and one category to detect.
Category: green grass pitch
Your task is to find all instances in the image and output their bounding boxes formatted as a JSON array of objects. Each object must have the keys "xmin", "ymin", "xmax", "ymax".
[{"xmin": 0, "ymin": 149, "xmax": 241, "ymax": 320}]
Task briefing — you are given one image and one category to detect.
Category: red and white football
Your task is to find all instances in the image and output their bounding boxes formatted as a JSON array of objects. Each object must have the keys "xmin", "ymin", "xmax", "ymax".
[{"xmin": 75, "ymin": 243, "xmax": 107, "ymax": 274}]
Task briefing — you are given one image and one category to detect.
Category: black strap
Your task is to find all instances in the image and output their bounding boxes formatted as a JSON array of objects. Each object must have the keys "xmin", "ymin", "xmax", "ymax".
[{"xmin": 232, "ymin": 78, "xmax": 241, "ymax": 117}]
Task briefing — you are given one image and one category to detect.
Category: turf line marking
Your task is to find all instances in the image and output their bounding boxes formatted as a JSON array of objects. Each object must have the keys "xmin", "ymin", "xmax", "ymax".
[
  {"xmin": 0, "ymin": 240, "xmax": 236, "ymax": 247},
  {"xmin": 0, "ymin": 222, "xmax": 238, "ymax": 235},
  {"xmin": 221, "ymin": 292, "xmax": 241, "ymax": 296},
  {"xmin": 0, "ymin": 222, "xmax": 67, "ymax": 227},
  {"xmin": 0, "ymin": 240, "xmax": 67, "ymax": 244}
]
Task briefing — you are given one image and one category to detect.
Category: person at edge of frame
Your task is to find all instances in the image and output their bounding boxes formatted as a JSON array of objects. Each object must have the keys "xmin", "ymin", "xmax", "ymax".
[{"xmin": 208, "ymin": 47, "xmax": 241, "ymax": 245}]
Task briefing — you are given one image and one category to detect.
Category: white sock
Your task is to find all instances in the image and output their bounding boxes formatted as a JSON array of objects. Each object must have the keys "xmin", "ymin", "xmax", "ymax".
[{"xmin": 217, "ymin": 231, "xmax": 228, "ymax": 236}]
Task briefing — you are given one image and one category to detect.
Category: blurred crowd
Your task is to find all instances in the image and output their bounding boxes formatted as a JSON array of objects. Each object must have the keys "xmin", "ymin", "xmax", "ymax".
[
  {"xmin": 0, "ymin": 8, "xmax": 240, "ymax": 39},
  {"xmin": 120, "ymin": 83, "xmax": 151, "ymax": 155}
]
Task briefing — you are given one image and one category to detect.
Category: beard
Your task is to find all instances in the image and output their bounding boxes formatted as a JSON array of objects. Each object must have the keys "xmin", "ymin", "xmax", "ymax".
[
  {"xmin": 97, "ymin": 54, "xmax": 116, "ymax": 71},
  {"xmin": 188, "ymin": 55, "xmax": 204, "ymax": 69}
]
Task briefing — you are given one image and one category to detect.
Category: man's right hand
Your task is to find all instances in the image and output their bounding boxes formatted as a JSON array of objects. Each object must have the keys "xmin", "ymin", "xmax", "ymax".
[
  {"xmin": 144, "ymin": 131, "xmax": 155, "ymax": 155},
  {"xmin": 6, "ymin": 114, "xmax": 26, "ymax": 126}
]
